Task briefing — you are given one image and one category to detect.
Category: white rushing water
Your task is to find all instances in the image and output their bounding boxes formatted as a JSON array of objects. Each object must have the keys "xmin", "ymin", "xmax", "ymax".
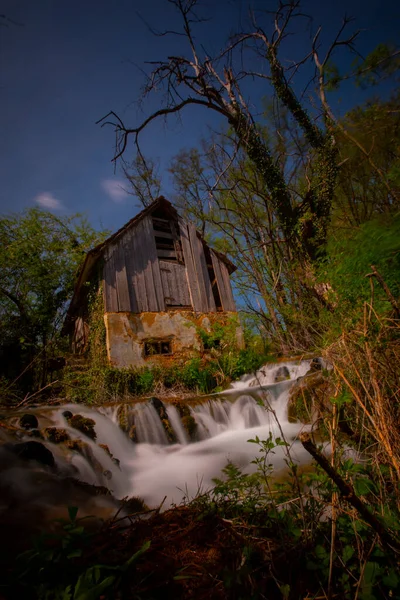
[{"xmin": 22, "ymin": 359, "xmax": 315, "ymax": 507}]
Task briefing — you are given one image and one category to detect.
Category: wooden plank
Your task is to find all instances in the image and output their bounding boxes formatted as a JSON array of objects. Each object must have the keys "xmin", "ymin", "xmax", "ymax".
[
  {"xmin": 160, "ymin": 261, "xmax": 191, "ymax": 306},
  {"xmin": 174, "ymin": 263, "xmax": 191, "ymax": 306},
  {"xmin": 142, "ymin": 215, "xmax": 165, "ymax": 311},
  {"xmin": 198, "ymin": 240, "xmax": 216, "ymax": 312},
  {"xmin": 211, "ymin": 251, "xmax": 236, "ymax": 311},
  {"xmin": 130, "ymin": 221, "xmax": 148, "ymax": 312},
  {"xmin": 113, "ymin": 241, "xmax": 131, "ymax": 311},
  {"xmin": 157, "ymin": 249, "xmax": 177, "ymax": 259},
  {"xmin": 122, "ymin": 228, "xmax": 139, "ymax": 313},
  {"xmin": 159, "ymin": 261, "xmax": 173, "ymax": 304},
  {"xmin": 179, "ymin": 218, "xmax": 201, "ymax": 311},
  {"xmin": 103, "ymin": 246, "xmax": 118, "ymax": 312},
  {"xmin": 153, "ymin": 229, "xmax": 174, "ymax": 239},
  {"xmin": 188, "ymin": 223, "xmax": 209, "ymax": 312}
]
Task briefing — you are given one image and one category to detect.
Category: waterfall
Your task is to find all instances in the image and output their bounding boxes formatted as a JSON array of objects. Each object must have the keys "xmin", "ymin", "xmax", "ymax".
[{"xmin": 8, "ymin": 359, "xmax": 315, "ymax": 508}]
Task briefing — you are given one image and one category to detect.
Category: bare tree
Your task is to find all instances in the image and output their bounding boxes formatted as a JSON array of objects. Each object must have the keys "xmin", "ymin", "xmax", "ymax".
[
  {"xmin": 121, "ymin": 154, "xmax": 161, "ymax": 208},
  {"xmin": 98, "ymin": 0, "xmax": 364, "ymax": 260}
]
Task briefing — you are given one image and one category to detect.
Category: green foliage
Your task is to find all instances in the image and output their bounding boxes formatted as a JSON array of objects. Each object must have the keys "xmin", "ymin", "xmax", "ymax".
[
  {"xmin": 320, "ymin": 212, "xmax": 400, "ymax": 335},
  {"xmin": 0, "ymin": 208, "xmax": 107, "ymax": 395},
  {"xmin": 11, "ymin": 507, "xmax": 150, "ymax": 599}
]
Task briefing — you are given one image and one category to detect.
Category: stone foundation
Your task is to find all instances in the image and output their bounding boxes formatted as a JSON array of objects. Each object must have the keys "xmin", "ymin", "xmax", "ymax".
[{"xmin": 104, "ymin": 311, "xmax": 244, "ymax": 369}]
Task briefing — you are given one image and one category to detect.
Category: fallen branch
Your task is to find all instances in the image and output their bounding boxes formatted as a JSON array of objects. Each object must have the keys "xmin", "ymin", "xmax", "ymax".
[{"xmin": 300, "ymin": 432, "xmax": 400, "ymax": 552}]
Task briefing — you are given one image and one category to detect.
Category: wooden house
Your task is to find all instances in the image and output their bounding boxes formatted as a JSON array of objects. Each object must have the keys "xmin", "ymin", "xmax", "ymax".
[{"xmin": 64, "ymin": 197, "xmax": 243, "ymax": 368}]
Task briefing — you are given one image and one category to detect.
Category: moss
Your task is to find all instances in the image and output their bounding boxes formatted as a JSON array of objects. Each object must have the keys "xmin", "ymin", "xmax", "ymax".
[
  {"xmin": 172, "ymin": 400, "xmax": 191, "ymax": 419},
  {"xmin": 161, "ymin": 418, "xmax": 177, "ymax": 443},
  {"xmin": 122, "ymin": 496, "xmax": 149, "ymax": 513},
  {"xmin": 181, "ymin": 415, "xmax": 197, "ymax": 440},
  {"xmin": 116, "ymin": 404, "xmax": 130, "ymax": 432},
  {"xmin": 128, "ymin": 424, "xmax": 138, "ymax": 443},
  {"xmin": 44, "ymin": 427, "xmax": 70, "ymax": 444},
  {"xmin": 68, "ymin": 414, "xmax": 97, "ymax": 440}
]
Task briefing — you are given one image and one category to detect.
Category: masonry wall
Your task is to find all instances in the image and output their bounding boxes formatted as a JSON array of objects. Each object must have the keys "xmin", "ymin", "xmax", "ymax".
[{"xmin": 104, "ymin": 311, "xmax": 244, "ymax": 369}]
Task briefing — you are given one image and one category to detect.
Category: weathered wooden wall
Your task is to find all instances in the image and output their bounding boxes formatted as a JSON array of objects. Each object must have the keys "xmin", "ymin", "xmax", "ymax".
[
  {"xmin": 103, "ymin": 215, "xmax": 165, "ymax": 313},
  {"xmin": 103, "ymin": 212, "xmax": 236, "ymax": 314},
  {"xmin": 211, "ymin": 250, "xmax": 236, "ymax": 311}
]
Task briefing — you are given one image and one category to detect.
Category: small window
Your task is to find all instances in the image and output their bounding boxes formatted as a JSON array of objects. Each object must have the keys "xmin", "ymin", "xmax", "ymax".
[{"xmin": 144, "ymin": 340, "xmax": 172, "ymax": 357}]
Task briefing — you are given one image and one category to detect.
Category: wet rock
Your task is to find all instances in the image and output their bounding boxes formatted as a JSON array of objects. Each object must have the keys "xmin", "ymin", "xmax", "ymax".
[
  {"xmin": 103, "ymin": 470, "xmax": 112, "ymax": 480},
  {"xmin": 62, "ymin": 410, "xmax": 73, "ymax": 420},
  {"xmin": 121, "ymin": 496, "xmax": 149, "ymax": 513},
  {"xmin": 65, "ymin": 439, "xmax": 103, "ymax": 475},
  {"xmin": 150, "ymin": 397, "xmax": 177, "ymax": 443},
  {"xmin": 99, "ymin": 443, "xmax": 112, "ymax": 457},
  {"xmin": 112, "ymin": 457, "xmax": 121, "ymax": 468},
  {"xmin": 44, "ymin": 427, "xmax": 70, "ymax": 444},
  {"xmin": 162, "ymin": 418, "xmax": 177, "ymax": 444},
  {"xmin": 19, "ymin": 414, "xmax": 38, "ymax": 430},
  {"xmin": 274, "ymin": 366, "xmax": 290, "ymax": 382},
  {"xmin": 307, "ymin": 357, "xmax": 323, "ymax": 374},
  {"xmin": 116, "ymin": 404, "xmax": 130, "ymax": 432},
  {"xmin": 68, "ymin": 414, "xmax": 96, "ymax": 440},
  {"xmin": 4, "ymin": 441, "xmax": 55, "ymax": 468},
  {"xmin": 150, "ymin": 397, "xmax": 167, "ymax": 419},
  {"xmin": 128, "ymin": 424, "xmax": 138, "ymax": 443},
  {"xmin": 26, "ymin": 429, "xmax": 43, "ymax": 439},
  {"xmin": 181, "ymin": 415, "xmax": 197, "ymax": 440}
]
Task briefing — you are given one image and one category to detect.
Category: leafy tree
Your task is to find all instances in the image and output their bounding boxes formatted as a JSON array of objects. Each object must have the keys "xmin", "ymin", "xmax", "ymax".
[{"xmin": 0, "ymin": 208, "xmax": 107, "ymax": 391}]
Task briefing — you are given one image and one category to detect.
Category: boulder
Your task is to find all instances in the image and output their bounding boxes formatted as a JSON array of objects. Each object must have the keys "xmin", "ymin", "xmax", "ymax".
[
  {"xmin": 150, "ymin": 397, "xmax": 167, "ymax": 419},
  {"xmin": 274, "ymin": 366, "xmax": 290, "ymax": 382},
  {"xmin": 62, "ymin": 410, "xmax": 73, "ymax": 420},
  {"xmin": 4, "ymin": 441, "xmax": 55, "ymax": 468},
  {"xmin": 68, "ymin": 414, "xmax": 96, "ymax": 440},
  {"xmin": 19, "ymin": 414, "xmax": 38, "ymax": 430},
  {"xmin": 44, "ymin": 427, "xmax": 70, "ymax": 444}
]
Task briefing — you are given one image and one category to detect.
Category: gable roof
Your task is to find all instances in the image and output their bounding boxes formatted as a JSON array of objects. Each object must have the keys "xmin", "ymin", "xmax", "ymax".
[{"xmin": 64, "ymin": 197, "xmax": 236, "ymax": 328}]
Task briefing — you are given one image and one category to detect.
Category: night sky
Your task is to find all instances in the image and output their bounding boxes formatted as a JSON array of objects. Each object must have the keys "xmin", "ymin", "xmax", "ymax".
[{"xmin": 1, "ymin": 0, "xmax": 398, "ymax": 234}]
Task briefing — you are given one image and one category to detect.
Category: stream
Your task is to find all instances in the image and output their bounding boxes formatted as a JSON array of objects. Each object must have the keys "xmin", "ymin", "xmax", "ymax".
[{"xmin": 1, "ymin": 359, "xmax": 317, "ymax": 508}]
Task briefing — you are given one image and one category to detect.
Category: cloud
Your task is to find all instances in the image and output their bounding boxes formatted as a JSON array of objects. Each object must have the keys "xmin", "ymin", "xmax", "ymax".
[
  {"xmin": 35, "ymin": 192, "xmax": 63, "ymax": 210},
  {"xmin": 101, "ymin": 179, "xmax": 129, "ymax": 203}
]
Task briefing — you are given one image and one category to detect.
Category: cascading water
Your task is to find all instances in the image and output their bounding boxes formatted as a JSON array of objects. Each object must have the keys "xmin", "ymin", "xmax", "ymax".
[{"xmin": 6, "ymin": 359, "xmax": 316, "ymax": 508}]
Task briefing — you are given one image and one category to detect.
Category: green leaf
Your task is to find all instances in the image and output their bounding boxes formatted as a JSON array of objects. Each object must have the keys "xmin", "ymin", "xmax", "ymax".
[
  {"xmin": 74, "ymin": 575, "xmax": 116, "ymax": 600},
  {"xmin": 353, "ymin": 477, "xmax": 377, "ymax": 496},
  {"xmin": 342, "ymin": 545, "xmax": 354, "ymax": 563}
]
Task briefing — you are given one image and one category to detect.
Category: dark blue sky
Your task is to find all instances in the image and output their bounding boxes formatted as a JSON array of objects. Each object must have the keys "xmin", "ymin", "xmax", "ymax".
[{"xmin": 1, "ymin": 0, "xmax": 398, "ymax": 233}]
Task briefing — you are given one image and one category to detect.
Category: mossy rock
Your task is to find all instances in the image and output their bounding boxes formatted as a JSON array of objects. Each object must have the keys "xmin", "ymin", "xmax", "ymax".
[
  {"xmin": 128, "ymin": 424, "xmax": 138, "ymax": 443},
  {"xmin": 161, "ymin": 418, "xmax": 177, "ymax": 444},
  {"xmin": 19, "ymin": 414, "xmax": 39, "ymax": 430},
  {"xmin": 274, "ymin": 366, "xmax": 290, "ymax": 383},
  {"xmin": 68, "ymin": 414, "xmax": 96, "ymax": 440},
  {"xmin": 65, "ymin": 439, "xmax": 103, "ymax": 475},
  {"xmin": 181, "ymin": 415, "xmax": 197, "ymax": 440},
  {"xmin": 121, "ymin": 496, "xmax": 149, "ymax": 513},
  {"xmin": 44, "ymin": 427, "xmax": 70, "ymax": 444},
  {"xmin": 172, "ymin": 400, "xmax": 191, "ymax": 419},
  {"xmin": 116, "ymin": 404, "xmax": 130, "ymax": 432}
]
